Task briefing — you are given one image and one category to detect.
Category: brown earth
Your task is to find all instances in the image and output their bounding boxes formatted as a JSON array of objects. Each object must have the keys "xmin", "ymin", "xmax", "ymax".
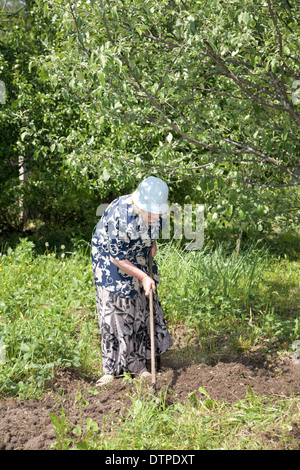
[{"xmin": 0, "ymin": 326, "xmax": 299, "ymax": 450}]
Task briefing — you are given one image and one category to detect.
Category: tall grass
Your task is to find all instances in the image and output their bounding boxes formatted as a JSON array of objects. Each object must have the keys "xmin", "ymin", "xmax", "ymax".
[
  {"xmin": 157, "ymin": 241, "xmax": 270, "ymax": 317},
  {"xmin": 0, "ymin": 238, "xmax": 99, "ymax": 397},
  {"xmin": 157, "ymin": 241, "xmax": 299, "ymax": 348},
  {"xmin": 0, "ymin": 237, "xmax": 299, "ymax": 397}
]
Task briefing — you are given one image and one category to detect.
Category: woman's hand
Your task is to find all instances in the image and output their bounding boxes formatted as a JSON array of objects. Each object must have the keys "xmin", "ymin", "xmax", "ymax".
[
  {"xmin": 141, "ymin": 274, "xmax": 156, "ymax": 297},
  {"xmin": 110, "ymin": 257, "xmax": 156, "ymax": 296}
]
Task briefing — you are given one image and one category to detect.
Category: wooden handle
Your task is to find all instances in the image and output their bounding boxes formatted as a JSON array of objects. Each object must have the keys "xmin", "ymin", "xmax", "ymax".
[
  {"xmin": 149, "ymin": 288, "xmax": 156, "ymax": 390},
  {"xmin": 148, "ymin": 248, "xmax": 153, "ymax": 278},
  {"xmin": 148, "ymin": 249, "xmax": 156, "ymax": 391}
]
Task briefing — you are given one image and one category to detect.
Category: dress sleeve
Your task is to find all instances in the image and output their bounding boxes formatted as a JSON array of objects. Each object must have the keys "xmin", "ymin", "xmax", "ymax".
[{"xmin": 107, "ymin": 215, "xmax": 131, "ymax": 261}]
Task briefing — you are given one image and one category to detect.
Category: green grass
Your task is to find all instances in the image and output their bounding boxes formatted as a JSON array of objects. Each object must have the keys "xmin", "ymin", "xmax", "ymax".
[
  {"xmin": 103, "ymin": 381, "xmax": 299, "ymax": 451},
  {"xmin": 0, "ymin": 238, "xmax": 100, "ymax": 397},
  {"xmin": 0, "ymin": 236, "xmax": 299, "ymax": 449},
  {"xmin": 49, "ymin": 379, "xmax": 300, "ymax": 450},
  {"xmin": 156, "ymin": 241, "xmax": 299, "ymax": 357},
  {"xmin": 0, "ymin": 237, "xmax": 299, "ymax": 396}
]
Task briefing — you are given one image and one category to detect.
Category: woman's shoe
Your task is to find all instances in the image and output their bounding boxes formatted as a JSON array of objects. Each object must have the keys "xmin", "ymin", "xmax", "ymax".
[
  {"xmin": 138, "ymin": 367, "xmax": 152, "ymax": 378},
  {"xmin": 96, "ymin": 374, "xmax": 114, "ymax": 387}
]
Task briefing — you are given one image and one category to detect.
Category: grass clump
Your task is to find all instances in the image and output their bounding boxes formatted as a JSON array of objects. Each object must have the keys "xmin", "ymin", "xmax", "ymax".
[
  {"xmin": 1, "ymin": 237, "xmax": 299, "ymax": 396},
  {"xmin": 49, "ymin": 381, "xmax": 300, "ymax": 450},
  {"xmin": 0, "ymin": 236, "xmax": 299, "ymax": 451},
  {"xmin": 157, "ymin": 241, "xmax": 299, "ymax": 357},
  {"xmin": 0, "ymin": 238, "xmax": 100, "ymax": 398}
]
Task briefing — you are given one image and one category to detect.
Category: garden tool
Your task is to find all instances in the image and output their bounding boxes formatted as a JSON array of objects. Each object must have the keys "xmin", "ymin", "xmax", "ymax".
[{"xmin": 148, "ymin": 249, "xmax": 157, "ymax": 394}]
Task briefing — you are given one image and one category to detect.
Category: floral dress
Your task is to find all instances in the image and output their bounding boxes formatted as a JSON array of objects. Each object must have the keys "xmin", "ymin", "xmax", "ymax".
[{"xmin": 91, "ymin": 195, "xmax": 172, "ymax": 375}]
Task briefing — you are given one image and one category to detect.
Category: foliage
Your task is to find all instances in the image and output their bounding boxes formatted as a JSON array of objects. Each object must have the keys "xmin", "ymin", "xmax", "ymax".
[
  {"xmin": 157, "ymin": 241, "xmax": 299, "ymax": 340},
  {"xmin": 0, "ymin": 238, "xmax": 98, "ymax": 397},
  {"xmin": 0, "ymin": 238, "xmax": 299, "ymax": 397},
  {"xmin": 49, "ymin": 383, "xmax": 300, "ymax": 450},
  {"xmin": 0, "ymin": 237, "xmax": 299, "ymax": 450},
  {"xmin": 0, "ymin": 0, "xmax": 299, "ymax": 237}
]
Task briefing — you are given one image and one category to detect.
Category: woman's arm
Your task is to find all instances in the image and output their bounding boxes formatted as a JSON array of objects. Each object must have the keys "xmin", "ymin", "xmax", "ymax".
[
  {"xmin": 110, "ymin": 257, "xmax": 156, "ymax": 296},
  {"xmin": 151, "ymin": 241, "xmax": 157, "ymax": 258}
]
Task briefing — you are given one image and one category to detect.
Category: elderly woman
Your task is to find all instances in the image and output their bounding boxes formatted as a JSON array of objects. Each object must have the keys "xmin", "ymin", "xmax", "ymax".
[{"xmin": 91, "ymin": 176, "xmax": 173, "ymax": 386}]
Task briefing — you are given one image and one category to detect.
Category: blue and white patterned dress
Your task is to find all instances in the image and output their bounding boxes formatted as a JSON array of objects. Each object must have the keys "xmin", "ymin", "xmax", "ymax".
[
  {"xmin": 91, "ymin": 194, "xmax": 162, "ymax": 297},
  {"xmin": 91, "ymin": 195, "xmax": 172, "ymax": 375}
]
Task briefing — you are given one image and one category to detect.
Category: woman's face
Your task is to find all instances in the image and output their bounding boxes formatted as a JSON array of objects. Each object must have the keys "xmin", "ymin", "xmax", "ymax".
[
  {"xmin": 148, "ymin": 212, "xmax": 161, "ymax": 223},
  {"xmin": 140, "ymin": 210, "xmax": 161, "ymax": 225}
]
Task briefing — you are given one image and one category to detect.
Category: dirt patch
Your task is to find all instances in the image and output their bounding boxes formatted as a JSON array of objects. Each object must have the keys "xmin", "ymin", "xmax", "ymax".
[{"xmin": 0, "ymin": 329, "xmax": 299, "ymax": 450}]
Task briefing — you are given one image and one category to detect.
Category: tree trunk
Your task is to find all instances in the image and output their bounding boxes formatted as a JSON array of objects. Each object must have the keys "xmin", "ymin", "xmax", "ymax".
[{"xmin": 19, "ymin": 155, "xmax": 28, "ymax": 228}]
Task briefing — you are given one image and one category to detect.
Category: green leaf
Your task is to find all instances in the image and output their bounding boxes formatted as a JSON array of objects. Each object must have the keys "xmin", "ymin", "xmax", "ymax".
[
  {"xmin": 98, "ymin": 72, "xmax": 105, "ymax": 86},
  {"xmin": 217, "ymin": 176, "xmax": 225, "ymax": 189},
  {"xmin": 78, "ymin": 32, "xmax": 85, "ymax": 44},
  {"xmin": 102, "ymin": 168, "xmax": 110, "ymax": 181},
  {"xmin": 61, "ymin": 89, "xmax": 69, "ymax": 100},
  {"xmin": 88, "ymin": 388, "xmax": 100, "ymax": 395},
  {"xmin": 238, "ymin": 209, "xmax": 246, "ymax": 220},
  {"xmin": 76, "ymin": 442, "xmax": 89, "ymax": 450},
  {"xmin": 57, "ymin": 143, "xmax": 64, "ymax": 153},
  {"xmin": 86, "ymin": 418, "xmax": 99, "ymax": 431},
  {"xmin": 256, "ymin": 205, "xmax": 264, "ymax": 216},
  {"xmin": 225, "ymin": 204, "xmax": 233, "ymax": 217},
  {"xmin": 166, "ymin": 132, "xmax": 173, "ymax": 144},
  {"xmin": 242, "ymin": 12, "xmax": 250, "ymax": 26},
  {"xmin": 50, "ymin": 412, "xmax": 60, "ymax": 427},
  {"xmin": 228, "ymin": 189, "xmax": 238, "ymax": 203},
  {"xmin": 198, "ymin": 386, "xmax": 211, "ymax": 399}
]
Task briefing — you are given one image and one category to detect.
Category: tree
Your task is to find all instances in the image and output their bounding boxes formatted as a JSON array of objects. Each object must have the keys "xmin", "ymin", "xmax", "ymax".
[
  {"xmin": 0, "ymin": 0, "xmax": 103, "ymax": 230},
  {"xmin": 1, "ymin": 0, "xmax": 299, "ymax": 239},
  {"xmin": 0, "ymin": 0, "xmax": 34, "ymax": 229}
]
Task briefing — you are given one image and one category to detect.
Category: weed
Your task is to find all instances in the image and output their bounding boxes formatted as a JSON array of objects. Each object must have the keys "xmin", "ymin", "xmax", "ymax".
[{"xmin": 1, "ymin": 237, "xmax": 299, "ymax": 450}]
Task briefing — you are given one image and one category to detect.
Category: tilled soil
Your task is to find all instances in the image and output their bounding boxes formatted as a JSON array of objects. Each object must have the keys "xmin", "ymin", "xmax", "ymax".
[{"xmin": 0, "ymin": 328, "xmax": 299, "ymax": 450}]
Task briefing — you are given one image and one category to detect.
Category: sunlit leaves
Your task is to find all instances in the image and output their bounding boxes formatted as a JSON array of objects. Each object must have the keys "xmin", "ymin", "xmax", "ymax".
[{"xmin": 1, "ymin": 0, "xmax": 299, "ymax": 235}]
